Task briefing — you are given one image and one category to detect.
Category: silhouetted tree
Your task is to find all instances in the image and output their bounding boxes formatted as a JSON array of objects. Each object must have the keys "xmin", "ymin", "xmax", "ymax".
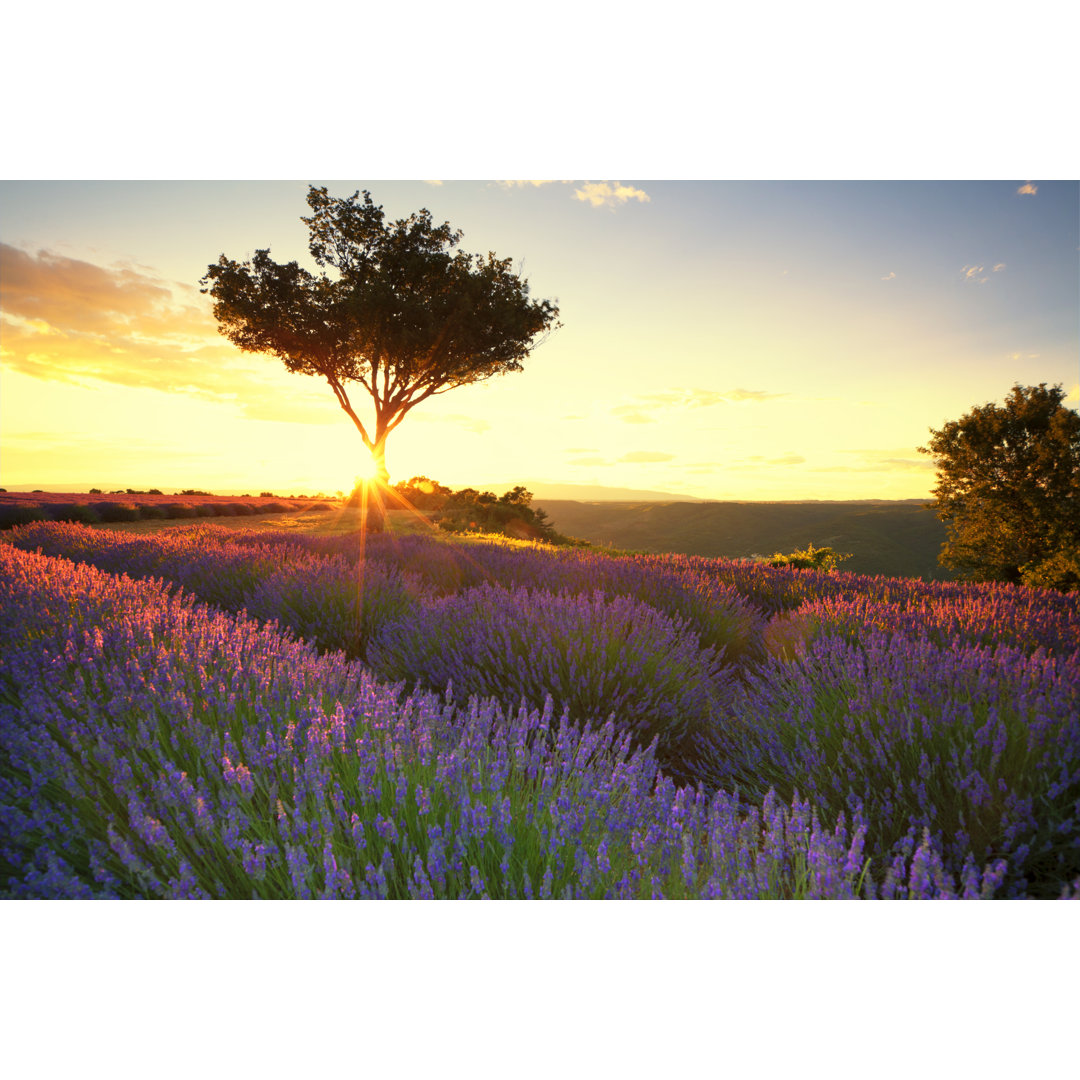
[
  {"xmin": 919, "ymin": 383, "xmax": 1080, "ymax": 589},
  {"xmin": 201, "ymin": 187, "xmax": 560, "ymax": 491}
]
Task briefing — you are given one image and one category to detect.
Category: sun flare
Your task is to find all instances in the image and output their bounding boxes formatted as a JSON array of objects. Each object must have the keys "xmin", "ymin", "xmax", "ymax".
[{"xmin": 353, "ymin": 451, "xmax": 380, "ymax": 484}]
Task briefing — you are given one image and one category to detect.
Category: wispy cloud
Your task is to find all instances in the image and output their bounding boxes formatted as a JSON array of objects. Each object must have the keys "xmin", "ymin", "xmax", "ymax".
[
  {"xmin": 1017, "ymin": 182, "xmax": 1038, "ymax": 196},
  {"xmin": 617, "ymin": 451, "xmax": 674, "ymax": 463},
  {"xmin": 573, "ymin": 182, "xmax": 651, "ymax": 209},
  {"xmin": 497, "ymin": 179, "xmax": 651, "ymax": 211},
  {"xmin": 611, "ymin": 387, "xmax": 786, "ymax": 424},
  {"xmin": 745, "ymin": 454, "xmax": 806, "ymax": 466},
  {"xmin": 815, "ymin": 449, "xmax": 934, "ymax": 474},
  {"xmin": 422, "ymin": 180, "xmax": 443, "ymax": 186},
  {"xmin": 610, "ymin": 406, "xmax": 656, "ymax": 424},
  {"xmin": 961, "ymin": 264, "xmax": 992, "ymax": 284},
  {"xmin": 993, "ymin": 263, "xmax": 1006, "ymax": 273},
  {"xmin": 0, "ymin": 244, "xmax": 333, "ymax": 423},
  {"xmin": 496, "ymin": 180, "xmax": 573, "ymax": 189},
  {"xmin": 413, "ymin": 413, "xmax": 491, "ymax": 435},
  {"xmin": 881, "ymin": 271, "xmax": 896, "ymax": 281}
]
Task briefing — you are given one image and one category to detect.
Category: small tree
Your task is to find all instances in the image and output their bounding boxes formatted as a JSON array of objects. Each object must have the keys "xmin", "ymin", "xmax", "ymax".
[
  {"xmin": 919, "ymin": 383, "xmax": 1080, "ymax": 588},
  {"xmin": 766, "ymin": 543, "xmax": 852, "ymax": 573},
  {"xmin": 201, "ymin": 187, "xmax": 560, "ymax": 492}
]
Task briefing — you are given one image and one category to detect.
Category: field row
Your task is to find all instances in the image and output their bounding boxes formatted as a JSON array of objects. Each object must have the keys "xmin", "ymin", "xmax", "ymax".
[{"xmin": 2, "ymin": 522, "xmax": 1078, "ymax": 898}]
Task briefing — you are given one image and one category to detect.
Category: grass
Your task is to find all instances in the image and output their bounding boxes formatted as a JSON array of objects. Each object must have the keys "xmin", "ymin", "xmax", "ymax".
[{"xmin": 89, "ymin": 506, "xmax": 441, "ymax": 539}]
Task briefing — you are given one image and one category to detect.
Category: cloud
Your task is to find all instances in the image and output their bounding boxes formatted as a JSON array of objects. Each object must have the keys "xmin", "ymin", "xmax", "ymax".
[
  {"xmin": 745, "ymin": 454, "xmax": 806, "ymax": 466},
  {"xmin": 573, "ymin": 182, "xmax": 650, "ymax": 209},
  {"xmin": 497, "ymin": 179, "xmax": 651, "ymax": 211},
  {"xmin": 993, "ymin": 263, "xmax": 1006, "ymax": 272},
  {"xmin": 724, "ymin": 388, "xmax": 786, "ymax": 402},
  {"xmin": 495, "ymin": 180, "xmax": 575, "ymax": 191},
  {"xmin": 816, "ymin": 449, "xmax": 934, "ymax": 474},
  {"xmin": 1017, "ymin": 182, "xmax": 1038, "ymax": 195},
  {"xmin": 610, "ymin": 406, "xmax": 656, "ymax": 424},
  {"xmin": 423, "ymin": 180, "xmax": 443, "ymax": 186},
  {"xmin": 610, "ymin": 386, "xmax": 786, "ymax": 424},
  {"xmin": 413, "ymin": 413, "xmax": 491, "ymax": 434},
  {"xmin": 617, "ymin": 451, "xmax": 675, "ymax": 463},
  {"xmin": 0, "ymin": 244, "xmax": 335, "ymax": 423},
  {"xmin": 881, "ymin": 271, "xmax": 896, "ymax": 281},
  {"xmin": 961, "ymin": 264, "xmax": 992, "ymax": 284}
]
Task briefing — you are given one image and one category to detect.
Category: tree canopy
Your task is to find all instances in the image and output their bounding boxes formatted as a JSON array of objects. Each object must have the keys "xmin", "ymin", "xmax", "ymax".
[
  {"xmin": 919, "ymin": 383, "xmax": 1080, "ymax": 590},
  {"xmin": 200, "ymin": 187, "xmax": 560, "ymax": 490}
]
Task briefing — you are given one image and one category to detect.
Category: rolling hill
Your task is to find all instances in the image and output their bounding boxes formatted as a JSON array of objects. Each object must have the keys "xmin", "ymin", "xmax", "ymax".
[{"xmin": 538, "ymin": 499, "xmax": 954, "ymax": 581}]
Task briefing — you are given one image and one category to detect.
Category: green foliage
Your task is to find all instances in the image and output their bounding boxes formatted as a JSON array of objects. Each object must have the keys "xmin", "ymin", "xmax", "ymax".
[
  {"xmin": 96, "ymin": 503, "xmax": 141, "ymax": 523},
  {"xmin": 1020, "ymin": 548, "xmax": 1080, "ymax": 592},
  {"xmin": 920, "ymin": 383, "xmax": 1080, "ymax": 589},
  {"xmin": 48, "ymin": 503, "xmax": 102, "ymax": 525},
  {"xmin": 201, "ymin": 187, "xmax": 560, "ymax": 484},
  {"xmin": 432, "ymin": 483, "xmax": 582, "ymax": 545},
  {"xmin": 392, "ymin": 476, "xmax": 453, "ymax": 511},
  {"xmin": 767, "ymin": 543, "xmax": 852, "ymax": 573},
  {"xmin": 0, "ymin": 506, "xmax": 47, "ymax": 529}
]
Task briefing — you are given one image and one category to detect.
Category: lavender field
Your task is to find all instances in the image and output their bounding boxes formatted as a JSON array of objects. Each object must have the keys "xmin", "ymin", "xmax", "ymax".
[{"xmin": 2, "ymin": 521, "xmax": 1078, "ymax": 899}]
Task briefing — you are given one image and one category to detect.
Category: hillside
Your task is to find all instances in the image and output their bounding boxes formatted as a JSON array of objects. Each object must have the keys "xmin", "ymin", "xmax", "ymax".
[{"xmin": 539, "ymin": 499, "xmax": 954, "ymax": 581}]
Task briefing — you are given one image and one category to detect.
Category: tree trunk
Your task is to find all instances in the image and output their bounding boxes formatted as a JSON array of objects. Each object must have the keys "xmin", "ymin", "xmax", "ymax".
[{"xmin": 372, "ymin": 439, "xmax": 390, "ymax": 486}]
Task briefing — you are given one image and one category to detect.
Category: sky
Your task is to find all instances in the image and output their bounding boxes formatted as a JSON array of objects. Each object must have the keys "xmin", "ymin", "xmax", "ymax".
[{"xmin": 1, "ymin": 179, "xmax": 1077, "ymax": 500}]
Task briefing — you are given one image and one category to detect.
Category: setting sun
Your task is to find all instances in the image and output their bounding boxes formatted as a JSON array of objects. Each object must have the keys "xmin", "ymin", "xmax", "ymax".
[{"xmin": 353, "ymin": 451, "xmax": 380, "ymax": 484}]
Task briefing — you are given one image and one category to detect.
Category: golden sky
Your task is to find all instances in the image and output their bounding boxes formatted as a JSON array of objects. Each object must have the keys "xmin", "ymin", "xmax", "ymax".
[{"xmin": 2, "ymin": 180, "xmax": 1076, "ymax": 499}]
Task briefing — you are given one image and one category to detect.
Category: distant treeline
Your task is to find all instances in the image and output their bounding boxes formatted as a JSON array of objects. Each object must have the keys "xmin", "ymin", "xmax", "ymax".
[{"xmin": 0, "ymin": 494, "xmax": 333, "ymax": 530}]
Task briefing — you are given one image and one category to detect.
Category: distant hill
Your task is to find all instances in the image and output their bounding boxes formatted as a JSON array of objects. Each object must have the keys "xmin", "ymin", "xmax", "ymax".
[
  {"xmin": 538, "ymin": 499, "xmax": 954, "ymax": 581},
  {"xmin": 485, "ymin": 481, "xmax": 708, "ymax": 502}
]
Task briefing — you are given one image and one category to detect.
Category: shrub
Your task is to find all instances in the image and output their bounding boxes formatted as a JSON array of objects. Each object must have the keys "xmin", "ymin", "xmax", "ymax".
[
  {"xmin": 308, "ymin": 502, "xmax": 332, "ymax": 512},
  {"xmin": 137, "ymin": 504, "xmax": 168, "ymax": 519},
  {"xmin": 193, "ymin": 504, "xmax": 217, "ymax": 518},
  {"xmin": 768, "ymin": 543, "xmax": 852, "ymax": 573},
  {"xmin": 160, "ymin": 503, "xmax": 197, "ymax": 519},
  {"xmin": 1020, "ymin": 548, "xmax": 1080, "ymax": 593},
  {"xmin": 368, "ymin": 584, "xmax": 734, "ymax": 781},
  {"xmin": 0, "ymin": 505, "xmax": 47, "ymax": 529},
  {"xmin": 210, "ymin": 503, "xmax": 238, "ymax": 516},
  {"xmin": 89, "ymin": 488, "xmax": 103, "ymax": 494},
  {"xmin": 715, "ymin": 631, "xmax": 1080, "ymax": 897},
  {"xmin": 259, "ymin": 501, "xmax": 289, "ymax": 514},
  {"xmin": 94, "ymin": 502, "xmax": 142, "ymax": 523},
  {"xmin": 51, "ymin": 503, "xmax": 102, "ymax": 525}
]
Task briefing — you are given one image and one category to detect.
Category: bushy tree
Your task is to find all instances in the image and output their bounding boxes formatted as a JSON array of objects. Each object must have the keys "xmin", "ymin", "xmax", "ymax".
[
  {"xmin": 201, "ymin": 187, "xmax": 560, "ymax": 491},
  {"xmin": 392, "ymin": 476, "xmax": 453, "ymax": 511},
  {"xmin": 767, "ymin": 543, "xmax": 852, "ymax": 573},
  {"xmin": 919, "ymin": 383, "xmax": 1080, "ymax": 589}
]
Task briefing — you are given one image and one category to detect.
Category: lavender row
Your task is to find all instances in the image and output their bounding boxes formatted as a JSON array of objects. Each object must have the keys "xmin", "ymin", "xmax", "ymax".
[
  {"xmin": 706, "ymin": 629, "xmax": 1080, "ymax": 898},
  {"xmin": 175, "ymin": 524, "xmax": 1080, "ymax": 657},
  {"xmin": 4, "ymin": 521, "xmax": 412, "ymax": 659},
  {"xmin": 368, "ymin": 582, "xmax": 738, "ymax": 784},
  {"xmin": 1, "ymin": 545, "xmax": 998, "ymax": 899},
  {"xmin": 3, "ymin": 525, "xmax": 752, "ymax": 766}
]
